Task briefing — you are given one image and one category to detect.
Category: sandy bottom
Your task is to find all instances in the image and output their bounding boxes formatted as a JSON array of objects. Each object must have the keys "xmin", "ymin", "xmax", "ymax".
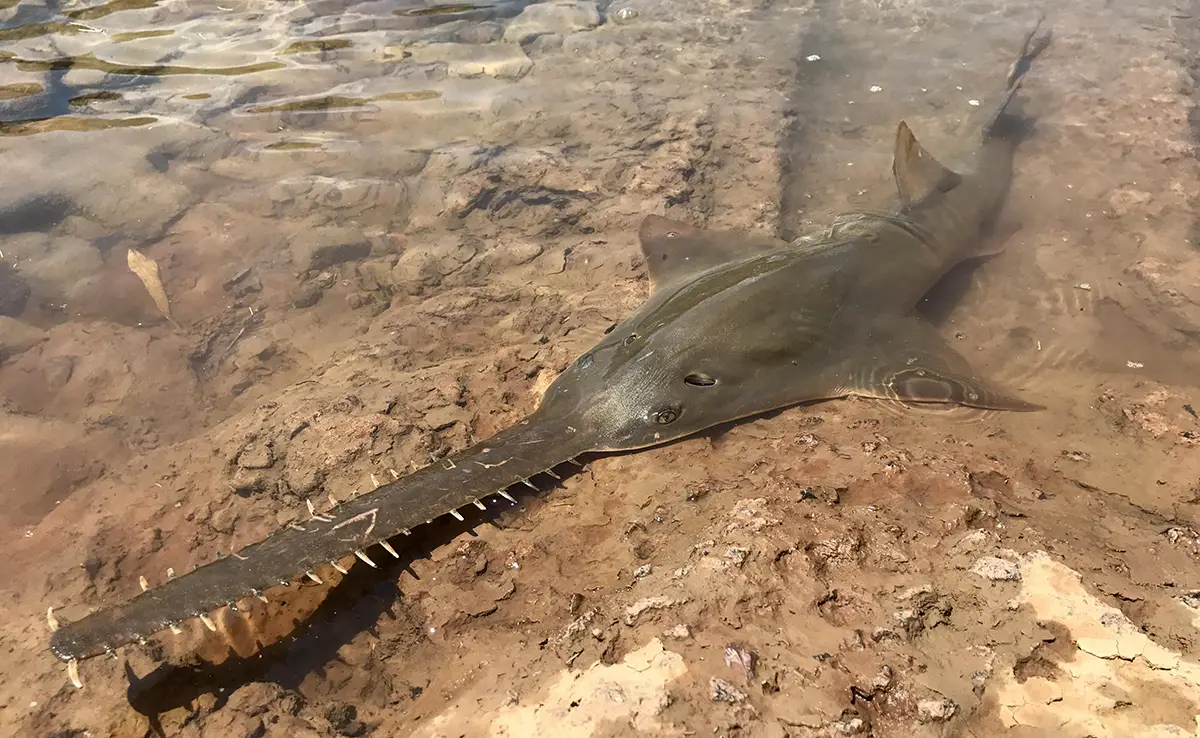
[{"xmin": 2, "ymin": 0, "xmax": 1200, "ymax": 735}]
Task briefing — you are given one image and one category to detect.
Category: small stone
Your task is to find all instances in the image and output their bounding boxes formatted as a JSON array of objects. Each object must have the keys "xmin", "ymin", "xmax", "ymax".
[
  {"xmin": 290, "ymin": 227, "xmax": 371, "ymax": 270},
  {"xmin": 666, "ymin": 624, "xmax": 690, "ymax": 639},
  {"xmin": 325, "ymin": 703, "xmax": 366, "ymax": 737},
  {"xmin": 222, "ymin": 267, "xmax": 253, "ymax": 291},
  {"xmin": 231, "ymin": 468, "xmax": 268, "ymax": 494},
  {"xmin": 623, "ymin": 596, "xmax": 679, "ymax": 626},
  {"xmin": 724, "ymin": 547, "xmax": 749, "ymax": 565},
  {"xmin": 238, "ymin": 443, "xmax": 274, "ymax": 470},
  {"xmin": 503, "ymin": 1, "xmax": 601, "ymax": 43},
  {"xmin": 971, "ymin": 556, "xmax": 1021, "ymax": 581},
  {"xmin": 210, "ymin": 504, "xmax": 240, "ymax": 534},
  {"xmin": 634, "ymin": 564, "xmax": 652, "ymax": 579},
  {"xmin": 0, "ymin": 316, "xmax": 47, "ymax": 360},
  {"xmin": 293, "ymin": 284, "xmax": 323, "ymax": 309},
  {"xmin": 917, "ymin": 697, "xmax": 957, "ymax": 723},
  {"xmin": 710, "ymin": 677, "xmax": 747, "ymax": 703},
  {"xmin": 611, "ymin": 7, "xmax": 639, "ymax": 23}
]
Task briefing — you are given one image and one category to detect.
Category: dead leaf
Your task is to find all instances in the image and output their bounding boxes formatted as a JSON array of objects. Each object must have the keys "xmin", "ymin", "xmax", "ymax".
[{"xmin": 126, "ymin": 248, "xmax": 175, "ymax": 325}]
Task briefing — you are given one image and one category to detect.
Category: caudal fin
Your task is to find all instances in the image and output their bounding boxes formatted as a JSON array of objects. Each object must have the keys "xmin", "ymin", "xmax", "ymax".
[{"xmin": 980, "ymin": 17, "xmax": 1053, "ymax": 138}]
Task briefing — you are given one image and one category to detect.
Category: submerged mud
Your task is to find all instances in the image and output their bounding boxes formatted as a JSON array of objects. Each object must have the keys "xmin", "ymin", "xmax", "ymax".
[{"xmin": 1, "ymin": 0, "xmax": 1199, "ymax": 735}]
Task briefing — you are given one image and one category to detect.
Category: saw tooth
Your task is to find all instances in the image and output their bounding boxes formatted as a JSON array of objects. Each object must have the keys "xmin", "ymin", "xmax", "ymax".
[
  {"xmin": 390, "ymin": 468, "xmax": 400, "ymax": 479},
  {"xmin": 473, "ymin": 499, "xmax": 486, "ymax": 510},
  {"xmin": 380, "ymin": 541, "xmax": 399, "ymax": 558},
  {"xmin": 47, "ymin": 607, "xmax": 59, "ymax": 632},
  {"xmin": 402, "ymin": 528, "xmax": 412, "ymax": 536},
  {"xmin": 67, "ymin": 660, "xmax": 82, "ymax": 689},
  {"xmin": 328, "ymin": 492, "xmax": 338, "ymax": 506},
  {"xmin": 355, "ymin": 550, "xmax": 377, "ymax": 568},
  {"xmin": 167, "ymin": 567, "xmax": 176, "ymax": 579},
  {"xmin": 306, "ymin": 498, "xmax": 316, "ymax": 518},
  {"xmin": 567, "ymin": 456, "xmax": 582, "ymax": 465},
  {"xmin": 306, "ymin": 571, "xmax": 323, "ymax": 584},
  {"xmin": 521, "ymin": 479, "xmax": 538, "ymax": 490},
  {"xmin": 332, "ymin": 560, "xmax": 349, "ymax": 575},
  {"xmin": 139, "ymin": 576, "xmax": 149, "ymax": 592},
  {"xmin": 371, "ymin": 473, "xmax": 381, "ymax": 489},
  {"xmin": 169, "ymin": 624, "xmax": 182, "ymax": 635},
  {"xmin": 544, "ymin": 469, "xmax": 562, "ymax": 480},
  {"xmin": 450, "ymin": 508, "xmax": 465, "ymax": 522},
  {"xmin": 498, "ymin": 490, "xmax": 517, "ymax": 504},
  {"xmin": 199, "ymin": 614, "xmax": 217, "ymax": 632}
]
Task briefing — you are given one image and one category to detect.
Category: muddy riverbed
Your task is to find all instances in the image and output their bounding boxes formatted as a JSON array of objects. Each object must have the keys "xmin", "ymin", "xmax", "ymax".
[{"xmin": 2, "ymin": 0, "xmax": 1200, "ymax": 735}]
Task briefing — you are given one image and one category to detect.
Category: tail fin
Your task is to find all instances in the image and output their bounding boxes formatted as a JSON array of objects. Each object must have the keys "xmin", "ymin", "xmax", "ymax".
[{"xmin": 980, "ymin": 17, "xmax": 1053, "ymax": 138}]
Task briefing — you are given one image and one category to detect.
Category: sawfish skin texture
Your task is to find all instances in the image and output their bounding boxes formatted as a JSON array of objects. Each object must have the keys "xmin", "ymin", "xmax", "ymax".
[{"xmin": 48, "ymin": 22, "xmax": 1052, "ymax": 673}]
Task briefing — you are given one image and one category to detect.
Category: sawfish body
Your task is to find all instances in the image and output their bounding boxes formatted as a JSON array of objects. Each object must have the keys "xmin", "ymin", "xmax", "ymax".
[{"xmin": 49, "ymin": 23, "xmax": 1052, "ymax": 676}]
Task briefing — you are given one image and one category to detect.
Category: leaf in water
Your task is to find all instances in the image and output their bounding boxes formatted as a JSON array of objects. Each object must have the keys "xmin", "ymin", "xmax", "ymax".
[{"xmin": 126, "ymin": 248, "xmax": 175, "ymax": 325}]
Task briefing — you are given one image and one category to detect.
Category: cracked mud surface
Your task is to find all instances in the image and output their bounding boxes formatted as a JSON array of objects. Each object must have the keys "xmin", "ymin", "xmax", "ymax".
[{"xmin": 3, "ymin": 0, "xmax": 1200, "ymax": 735}]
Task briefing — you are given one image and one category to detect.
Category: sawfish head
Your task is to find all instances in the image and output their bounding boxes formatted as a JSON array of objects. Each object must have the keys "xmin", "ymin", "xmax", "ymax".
[{"xmin": 528, "ymin": 215, "xmax": 850, "ymax": 452}]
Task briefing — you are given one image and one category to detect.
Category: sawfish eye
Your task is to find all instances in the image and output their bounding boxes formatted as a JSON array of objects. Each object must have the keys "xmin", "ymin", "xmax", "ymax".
[
  {"xmin": 684, "ymin": 373, "xmax": 716, "ymax": 387},
  {"xmin": 665, "ymin": 231, "xmax": 678, "ymax": 238},
  {"xmin": 623, "ymin": 333, "xmax": 639, "ymax": 346},
  {"xmin": 653, "ymin": 406, "xmax": 680, "ymax": 424}
]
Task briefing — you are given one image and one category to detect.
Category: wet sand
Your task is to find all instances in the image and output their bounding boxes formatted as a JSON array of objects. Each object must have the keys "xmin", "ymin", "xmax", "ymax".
[{"xmin": 2, "ymin": 0, "xmax": 1200, "ymax": 735}]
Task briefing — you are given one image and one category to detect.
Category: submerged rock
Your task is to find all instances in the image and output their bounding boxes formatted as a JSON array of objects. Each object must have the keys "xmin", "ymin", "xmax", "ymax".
[{"xmin": 503, "ymin": 1, "xmax": 601, "ymax": 43}]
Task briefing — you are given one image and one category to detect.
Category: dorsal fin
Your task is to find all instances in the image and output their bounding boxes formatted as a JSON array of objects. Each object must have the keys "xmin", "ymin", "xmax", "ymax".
[
  {"xmin": 638, "ymin": 215, "xmax": 787, "ymax": 292},
  {"xmin": 892, "ymin": 121, "xmax": 961, "ymax": 206}
]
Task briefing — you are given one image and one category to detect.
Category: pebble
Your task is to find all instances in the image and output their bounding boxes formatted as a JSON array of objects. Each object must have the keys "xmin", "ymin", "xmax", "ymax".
[
  {"xmin": 634, "ymin": 564, "xmax": 652, "ymax": 579},
  {"xmin": 610, "ymin": 7, "xmax": 638, "ymax": 23},
  {"xmin": 237, "ymin": 442, "xmax": 274, "ymax": 470},
  {"xmin": 623, "ymin": 595, "xmax": 679, "ymax": 625},
  {"xmin": 665, "ymin": 624, "xmax": 690, "ymax": 639},
  {"xmin": 971, "ymin": 555, "xmax": 1021, "ymax": 581},
  {"xmin": 917, "ymin": 697, "xmax": 957, "ymax": 723},
  {"xmin": 710, "ymin": 677, "xmax": 747, "ymax": 703},
  {"xmin": 292, "ymin": 284, "xmax": 323, "ymax": 309}
]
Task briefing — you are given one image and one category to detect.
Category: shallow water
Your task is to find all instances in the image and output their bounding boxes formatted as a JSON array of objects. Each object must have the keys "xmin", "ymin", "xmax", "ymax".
[{"xmin": 2, "ymin": 0, "xmax": 1200, "ymax": 735}]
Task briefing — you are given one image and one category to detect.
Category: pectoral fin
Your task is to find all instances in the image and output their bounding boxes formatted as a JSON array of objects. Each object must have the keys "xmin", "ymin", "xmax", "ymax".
[
  {"xmin": 836, "ymin": 317, "xmax": 1042, "ymax": 411},
  {"xmin": 892, "ymin": 121, "xmax": 962, "ymax": 205},
  {"xmin": 638, "ymin": 215, "xmax": 789, "ymax": 292}
]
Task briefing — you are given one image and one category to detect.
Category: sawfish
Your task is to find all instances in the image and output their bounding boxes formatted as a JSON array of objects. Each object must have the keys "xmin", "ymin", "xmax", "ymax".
[{"xmin": 48, "ymin": 22, "xmax": 1052, "ymax": 684}]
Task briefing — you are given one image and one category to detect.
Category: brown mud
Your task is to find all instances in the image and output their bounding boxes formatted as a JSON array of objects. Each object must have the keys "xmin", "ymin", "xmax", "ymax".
[{"xmin": 2, "ymin": 0, "xmax": 1200, "ymax": 735}]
